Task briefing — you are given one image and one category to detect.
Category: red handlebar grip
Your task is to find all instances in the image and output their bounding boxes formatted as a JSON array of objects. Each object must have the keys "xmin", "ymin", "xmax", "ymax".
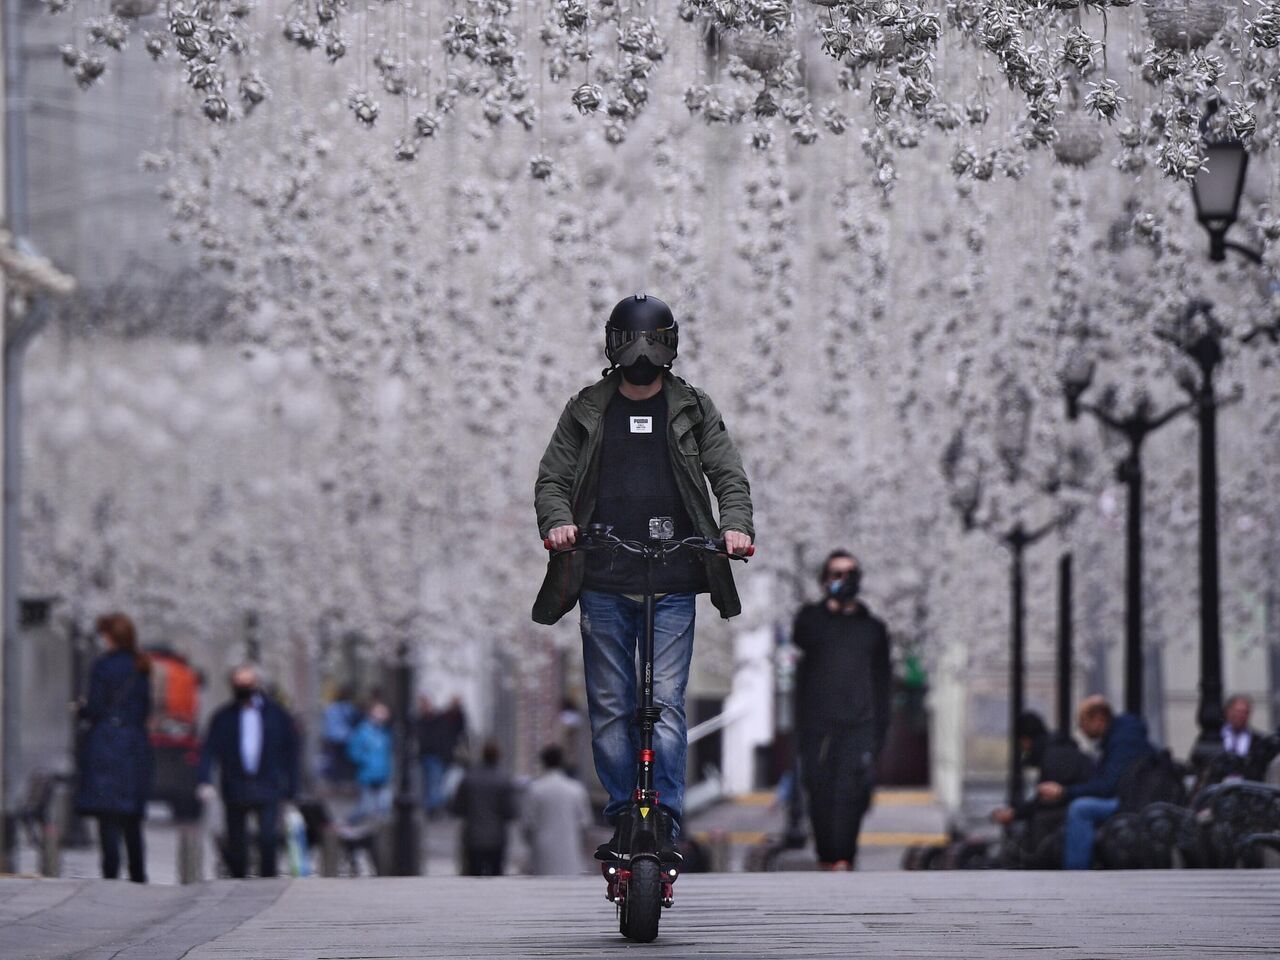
[
  {"xmin": 745, "ymin": 545, "xmax": 755, "ymax": 557},
  {"xmin": 543, "ymin": 538, "xmax": 553, "ymax": 550}
]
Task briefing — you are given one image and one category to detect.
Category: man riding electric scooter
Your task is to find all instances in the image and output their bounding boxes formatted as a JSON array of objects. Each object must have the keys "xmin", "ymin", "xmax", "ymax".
[{"xmin": 533, "ymin": 293, "xmax": 755, "ymax": 868}]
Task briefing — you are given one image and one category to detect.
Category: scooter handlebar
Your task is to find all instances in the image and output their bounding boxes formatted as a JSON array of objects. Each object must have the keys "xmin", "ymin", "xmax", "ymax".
[{"xmin": 543, "ymin": 535, "xmax": 753, "ymax": 558}]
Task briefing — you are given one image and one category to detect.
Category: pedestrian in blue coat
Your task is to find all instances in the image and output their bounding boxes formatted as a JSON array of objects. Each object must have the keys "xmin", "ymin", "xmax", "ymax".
[
  {"xmin": 197, "ymin": 664, "xmax": 299, "ymax": 877},
  {"xmin": 75, "ymin": 612, "xmax": 153, "ymax": 883}
]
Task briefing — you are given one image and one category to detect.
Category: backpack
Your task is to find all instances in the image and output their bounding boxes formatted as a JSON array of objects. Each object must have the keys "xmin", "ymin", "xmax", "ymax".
[{"xmin": 1116, "ymin": 748, "xmax": 1186, "ymax": 813}]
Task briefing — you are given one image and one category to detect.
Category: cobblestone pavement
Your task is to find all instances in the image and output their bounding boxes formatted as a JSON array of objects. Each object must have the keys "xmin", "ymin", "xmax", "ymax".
[{"xmin": 2, "ymin": 870, "xmax": 1277, "ymax": 959}]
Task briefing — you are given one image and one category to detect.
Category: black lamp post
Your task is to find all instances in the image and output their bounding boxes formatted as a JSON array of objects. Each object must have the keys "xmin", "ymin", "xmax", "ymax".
[
  {"xmin": 1063, "ymin": 359, "xmax": 1191, "ymax": 717},
  {"xmin": 947, "ymin": 469, "xmax": 1063, "ymax": 808},
  {"xmin": 1191, "ymin": 139, "xmax": 1263, "ymax": 266},
  {"xmin": 1057, "ymin": 552, "xmax": 1074, "ymax": 738},
  {"xmin": 1002, "ymin": 519, "xmax": 1060, "ymax": 808},
  {"xmin": 390, "ymin": 639, "xmax": 420, "ymax": 876}
]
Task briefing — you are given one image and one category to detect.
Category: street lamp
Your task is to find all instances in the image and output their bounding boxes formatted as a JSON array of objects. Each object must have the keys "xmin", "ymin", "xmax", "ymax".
[
  {"xmin": 1063, "ymin": 369, "xmax": 1191, "ymax": 717},
  {"xmin": 1061, "ymin": 352, "xmax": 1095, "ymax": 421},
  {"xmin": 1191, "ymin": 141, "xmax": 1260, "ymax": 265},
  {"xmin": 1002, "ymin": 519, "xmax": 1061, "ymax": 808}
]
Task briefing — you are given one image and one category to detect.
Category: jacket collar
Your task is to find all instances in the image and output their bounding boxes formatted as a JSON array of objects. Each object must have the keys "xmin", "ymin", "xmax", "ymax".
[{"xmin": 572, "ymin": 370, "xmax": 699, "ymax": 427}]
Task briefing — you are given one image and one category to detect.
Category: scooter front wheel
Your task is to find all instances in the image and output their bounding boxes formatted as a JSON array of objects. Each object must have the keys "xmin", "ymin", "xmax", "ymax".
[{"xmin": 620, "ymin": 856, "xmax": 662, "ymax": 943}]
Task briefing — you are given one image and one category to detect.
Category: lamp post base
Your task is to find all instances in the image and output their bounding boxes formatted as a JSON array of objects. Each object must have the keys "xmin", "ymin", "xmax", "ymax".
[{"xmin": 390, "ymin": 793, "xmax": 421, "ymax": 876}]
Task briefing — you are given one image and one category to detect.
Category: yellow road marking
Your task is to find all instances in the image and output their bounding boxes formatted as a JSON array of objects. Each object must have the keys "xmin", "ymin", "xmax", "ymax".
[
  {"xmin": 733, "ymin": 789, "xmax": 937, "ymax": 808},
  {"xmin": 689, "ymin": 830, "xmax": 948, "ymax": 847}
]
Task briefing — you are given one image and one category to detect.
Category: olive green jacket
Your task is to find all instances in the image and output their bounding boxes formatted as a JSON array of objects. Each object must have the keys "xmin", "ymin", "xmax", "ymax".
[{"xmin": 532, "ymin": 371, "xmax": 755, "ymax": 625}]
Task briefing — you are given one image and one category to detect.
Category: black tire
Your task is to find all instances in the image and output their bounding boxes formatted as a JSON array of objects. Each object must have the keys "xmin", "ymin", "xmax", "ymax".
[{"xmin": 621, "ymin": 857, "xmax": 662, "ymax": 943}]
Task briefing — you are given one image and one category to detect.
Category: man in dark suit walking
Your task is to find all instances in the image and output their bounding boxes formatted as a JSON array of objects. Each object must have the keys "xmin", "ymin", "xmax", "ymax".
[{"xmin": 197, "ymin": 664, "xmax": 299, "ymax": 878}]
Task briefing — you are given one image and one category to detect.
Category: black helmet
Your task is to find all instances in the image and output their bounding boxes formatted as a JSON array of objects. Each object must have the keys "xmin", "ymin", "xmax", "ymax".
[{"xmin": 605, "ymin": 293, "xmax": 678, "ymax": 369}]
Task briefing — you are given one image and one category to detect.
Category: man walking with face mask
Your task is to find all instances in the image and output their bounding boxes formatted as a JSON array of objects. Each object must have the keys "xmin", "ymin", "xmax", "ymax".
[
  {"xmin": 197, "ymin": 665, "xmax": 299, "ymax": 878},
  {"xmin": 533, "ymin": 294, "xmax": 754, "ymax": 865},
  {"xmin": 792, "ymin": 550, "xmax": 892, "ymax": 870}
]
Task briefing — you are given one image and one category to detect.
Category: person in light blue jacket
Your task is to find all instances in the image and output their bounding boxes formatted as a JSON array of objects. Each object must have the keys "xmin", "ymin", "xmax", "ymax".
[{"xmin": 347, "ymin": 701, "xmax": 393, "ymax": 823}]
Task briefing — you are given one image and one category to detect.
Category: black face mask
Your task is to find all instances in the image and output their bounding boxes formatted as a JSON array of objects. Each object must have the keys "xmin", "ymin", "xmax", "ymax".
[
  {"xmin": 233, "ymin": 685, "xmax": 256, "ymax": 704},
  {"xmin": 826, "ymin": 569, "xmax": 862, "ymax": 603},
  {"xmin": 621, "ymin": 357, "xmax": 663, "ymax": 386}
]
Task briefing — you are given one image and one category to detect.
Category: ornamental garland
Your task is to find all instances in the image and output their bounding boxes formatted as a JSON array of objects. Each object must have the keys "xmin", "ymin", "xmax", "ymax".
[{"xmin": 38, "ymin": 0, "xmax": 1280, "ymax": 187}]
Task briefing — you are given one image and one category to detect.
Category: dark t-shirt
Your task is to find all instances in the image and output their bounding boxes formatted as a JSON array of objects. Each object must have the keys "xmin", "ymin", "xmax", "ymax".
[{"xmin": 582, "ymin": 390, "xmax": 707, "ymax": 595}]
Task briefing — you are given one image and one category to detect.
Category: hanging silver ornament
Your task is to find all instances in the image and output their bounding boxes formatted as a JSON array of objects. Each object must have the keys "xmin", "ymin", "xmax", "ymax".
[
  {"xmin": 239, "ymin": 72, "xmax": 268, "ymax": 107},
  {"xmin": 227, "ymin": 0, "xmax": 251, "ymax": 18},
  {"xmin": 781, "ymin": 97, "xmax": 807, "ymax": 122},
  {"xmin": 325, "ymin": 35, "xmax": 346, "ymax": 63},
  {"xmin": 348, "ymin": 91, "xmax": 379, "ymax": 126},
  {"xmin": 1141, "ymin": 45, "xmax": 1181, "ymax": 83},
  {"xmin": 684, "ymin": 84, "xmax": 709, "ymax": 114},
  {"xmin": 1158, "ymin": 136, "xmax": 1203, "ymax": 180},
  {"xmin": 395, "ymin": 138, "xmax": 418, "ymax": 162},
  {"xmin": 175, "ymin": 35, "xmax": 204, "ymax": 59},
  {"xmin": 413, "ymin": 112, "xmax": 441, "ymax": 138},
  {"xmin": 73, "ymin": 54, "xmax": 107, "ymax": 88},
  {"xmin": 283, "ymin": 19, "xmax": 318, "ymax": 50},
  {"xmin": 316, "ymin": 0, "xmax": 337, "ymax": 24},
  {"xmin": 821, "ymin": 104, "xmax": 849, "ymax": 133},
  {"xmin": 999, "ymin": 150, "xmax": 1028, "ymax": 180},
  {"xmin": 870, "ymin": 76, "xmax": 897, "ymax": 107},
  {"xmin": 753, "ymin": 89, "xmax": 779, "ymax": 117},
  {"xmin": 558, "ymin": 0, "xmax": 589, "ymax": 31},
  {"xmin": 186, "ymin": 60, "xmax": 221, "ymax": 89},
  {"xmin": 43, "ymin": 0, "xmax": 72, "ymax": 12},
  {"xmin": 111, "ymin": 0, "xmax": 158, "ymax": 17},
  {"xmin": 482, "ymin": 96, "xmax": 505, "ymax": 126},
  {"xmin": 60, "ymin": 43, "xmax": 81, "ymax": 67},
  {"xmin": 606, "ymin": 95, "xmax": 636, "ymax": 120},
  {"xmin": 732, "ymin": 29, "xmax": 789, "ymax": 73},
  {"xmin": 512, "ymin": 102, "xmax": 537, "ymax": 131},
  {"xmin": 1085, "ymin": 79, "xmax": 1124, "ymax": 122},
  {"xmin": 88, "ymin": 16, "xmax": 130, "ymax": 50},
  {"xmin": 1115, "ymin": 149, "xmax": 1146, "ymax": 173},
  {"xmin": 908, "ymin": 13, "xmax": 941, "ymax": 44},
  {"xmin": 527, "ymin": 154, "xmax": 552, "ymax": 181},
  {"xmin": 202, "ymin": 93, "xmax": 229, "ymax": 120},
  {"xmin": 972, "ymin": 151, "xmax": 996, "ymax": 181},
  {"xmin": 168, "ymin": 10, "xmax": 198, "ymax": 36},
  {"xmin": 949, "ymin": 144, "xmax": 976, "ymax": 176},
  {"xmin": 1247, "ymin": 6, "xmax": 1280, "ymax": 48},
  {"xmin": 1059, "ymin": 26, "xmax": 1100, "ymax": 73},
  {"xmin": 1145, "ymin": 0, "xmax": 1227, "ymax": 50},
  {"xmin": 569, "ymin": 82, "xmax": 602, "ymax": 115},
  {"xmin": 791, "ymin": 116, "xmax": 820, "ymax": 145},
  {"xmin": 1117, "ymin": 121, "xmax": 1144, "ymax": 148},
  {"xmin": 965, "ymin": 98, "xmax": 990, "ymax": 125},
  {"xmin": 143, "ymin": 31, "xmax": 166, "ymax": 59},
  {"xmin": 1227, "ymin": 101, "xmax": 1257, "ymax": 138},
  {"xmin": 751, "ymin": 124, "xmax": 774, "ymax": 151},
  {"xmin": 1053, "ymin": 111, "xmax": 1104, "ymax": 166},
  {"xmin": 604, "ymin": 120, "xmax": 627, "ymax": 144},
  {"xmin": 621, "ymin": 77, "xmax": 648, "ymax": 106}
]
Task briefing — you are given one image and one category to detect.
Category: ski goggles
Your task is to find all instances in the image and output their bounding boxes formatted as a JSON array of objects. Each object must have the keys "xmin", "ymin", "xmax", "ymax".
[{"xmin": 606, "ymin": 327, "xmax": 678, "ymax": 367}]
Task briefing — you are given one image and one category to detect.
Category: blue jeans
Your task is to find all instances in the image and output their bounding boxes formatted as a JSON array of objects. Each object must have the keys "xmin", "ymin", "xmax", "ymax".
[
  {"xmin": 351, "ymin": 783, "xmax": 392, "ymax": 824},
  {"xmin": 421, "ymin": 755, "xmax": 447, "ymax": 813},
  {"xmin": 1063, "ymin": 795, "xmax": 1120, "ymax": 869},
  {"xmin": 579, "ymin": 589, "xmax": 696, "ymax": 832}
]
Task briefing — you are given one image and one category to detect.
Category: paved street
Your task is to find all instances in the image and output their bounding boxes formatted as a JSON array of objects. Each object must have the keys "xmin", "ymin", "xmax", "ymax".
[
  {"xmin": 14, "ymin": 787, "xmax": 948, "ymax": 883},
  {"xmin": 2, "ymin": 871, "xmax": 1277, "ymax": 959}
]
